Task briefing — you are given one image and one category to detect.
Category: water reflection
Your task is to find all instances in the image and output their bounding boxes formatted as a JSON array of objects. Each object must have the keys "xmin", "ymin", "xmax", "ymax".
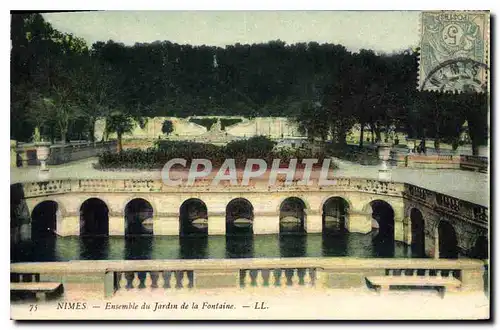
[
  {"xmin": 279, "ymin": 233, "xmax": 307, "ymax": 258},
  {"xmin": 178, "ymin": 235, "xmax": 208, "ymax": 259},
  {"xmin": 124, "ymin": 236, "xmax": 153, "ymax": 260},
  {"xmin": 12, "ymin": 232, "xmax": 429, "ymax": 262},
  {"xmin": 226, "ymin": 234, "xmax": 254, "ymax": 258},
  {"xmin": 80, "ymin": 237, "xmax": 109, "ymax": 260}
]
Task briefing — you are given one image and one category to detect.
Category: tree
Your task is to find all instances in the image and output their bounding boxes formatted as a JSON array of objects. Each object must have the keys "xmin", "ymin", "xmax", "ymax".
[
  {"xmin": 162, "ymin": 120, "xmax": 174, "ymax": 136},
  {"xmin": 105, "ymin": 111, "xmax": 135, "ymax": 153}
]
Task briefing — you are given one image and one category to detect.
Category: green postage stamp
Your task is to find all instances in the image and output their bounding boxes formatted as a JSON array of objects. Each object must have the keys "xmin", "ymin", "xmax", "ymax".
[{"xmin": 419, "ymin": 11, "xmax": 490, "ymax": 92}]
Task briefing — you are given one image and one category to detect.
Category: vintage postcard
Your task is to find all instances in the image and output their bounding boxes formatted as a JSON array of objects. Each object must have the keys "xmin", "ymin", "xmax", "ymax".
[{"xmin": 10, "ymin": 10, "xmax": 490, "ymax": 320}]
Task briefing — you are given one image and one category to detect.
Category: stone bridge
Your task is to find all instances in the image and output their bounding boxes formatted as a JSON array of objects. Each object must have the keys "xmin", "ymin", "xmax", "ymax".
[{"xmin": 11, "ymin": 177, "xmax": 488, "ymax": 259}]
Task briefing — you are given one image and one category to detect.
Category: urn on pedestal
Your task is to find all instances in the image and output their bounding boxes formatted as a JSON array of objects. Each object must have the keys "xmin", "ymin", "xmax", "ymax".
[
  {"xmin": 35, "ymin": 141, "xmax": 51, "ymax": 171},
  {"xmin": 377, "ymin": 142, "xmax": 392, "ymax": 181}
]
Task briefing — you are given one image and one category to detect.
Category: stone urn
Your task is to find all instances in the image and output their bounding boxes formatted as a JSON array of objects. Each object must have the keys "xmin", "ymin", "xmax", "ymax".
[
  {"xmin": 35, "ymin": 141, "xmax": 51, "ymax": 171},
  {"xmin": 377, "ymin": 142, "xmax": 392, "ymax": 181}
]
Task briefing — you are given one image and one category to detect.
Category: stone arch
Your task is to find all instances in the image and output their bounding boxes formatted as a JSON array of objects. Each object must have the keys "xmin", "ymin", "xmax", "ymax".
[
  {"xmin": 279, "ymin": 197, "xmax": 307, "ymax": 234},
  {"xmin": 470, "ymin": 235, "xmax": 488, "ymax": 259},
  {"xmin": 179, "ymin": 198, "xmax": 208, "ymax": 237},
  {"xmin": 365, "ymin": 199, "xmax": 395, "ymax": 258},
  {"xmin": 436, "ymin": 220, "xmax": 459, "ymax": 259},
  {"xmin": 364, "ymin": 200, "xmax": 395, "ymax": 236},
  {"xmin": 226, "ymin": 198, "xmax": 254, "ymax": 235},
  {"xmin": 410, "ymin": 207, "xmax": 426, "ymax": 257},
  {"xmin": 276, "ymin": 195, "xmax": 311, "ymax": 214},
  {"xmin": 80, "ymin": 198, "xmax": 109, "ymax": 236},
  {"xmin": 124, "ymin": 198, "xmax": 154, "ymax": 236},
  {"xmin": 31, "ymin": 200, "xmax": 58, "ymax": 238},
  {"xmin": 322, "ymin": 196, "xmax": 350, "ymax": 233}
]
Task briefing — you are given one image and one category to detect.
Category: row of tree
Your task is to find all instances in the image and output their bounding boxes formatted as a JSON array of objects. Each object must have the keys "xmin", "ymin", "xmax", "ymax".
[{"xmin": 11, "ymin": 13, "xmax": 489, "ymax": 154}]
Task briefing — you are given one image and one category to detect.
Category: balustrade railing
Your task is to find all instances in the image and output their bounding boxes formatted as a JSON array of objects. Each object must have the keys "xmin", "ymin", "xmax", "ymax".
[
  {"xmin": 404, "ymin": 183, "xmax": 487, "ymax": 228},
  {"xmin": 240, "ymin": 268, "xmax": 317, "ymax": 288},
  {"xmin": 114, "ymin": 270, "xmax": 193, "ymax": 291},
  {"xmin": 11, "ymin": 257, "xmax": 486, "ymax": 298}
]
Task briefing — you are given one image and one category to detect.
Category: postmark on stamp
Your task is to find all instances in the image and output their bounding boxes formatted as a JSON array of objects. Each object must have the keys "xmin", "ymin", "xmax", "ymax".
[{"xmin": 419, "ymin": 11, "xmax": 490, "ymax": 92}]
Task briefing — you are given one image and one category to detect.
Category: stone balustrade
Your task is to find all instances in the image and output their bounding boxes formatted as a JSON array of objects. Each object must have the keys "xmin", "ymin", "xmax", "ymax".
[
  {"xmin": 404, "ymin": 183, "xmax": 487, "ymax": 228},
  {"xmin": 391, "ymin": 153, "xmax": 488, "ymax": 173},
  {"xmin": 10, "ymin": 257, "xmax": 486, "ymax": 298},
  {"xmin": 18, "ymin": 177, "xmax": 405, "ymax": 198},
  {"xmin": 15, "ymin": 141, "xmax": 117, "ymax": 167}
]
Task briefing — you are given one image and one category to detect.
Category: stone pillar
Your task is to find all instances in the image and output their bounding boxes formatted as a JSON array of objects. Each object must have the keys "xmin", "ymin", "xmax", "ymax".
[
  {"xmin": 253, "ymin": 214, "xmax": 279, "ymax": 235},
  {"xmin": 58, "ymin": 216, "xmax": 80, "ymax": 236},
  {"xmin": 346, "ymin": 211, "xmax": 372, "ymax": 234},
  {"xmin": 109, "ymin": 216, "xmax": 125, "ymax": 236},
  {"xmin": 401, "ymin": 217, "xmax": 412, "ymax": 245},
  {"xmin": 154, "ymin": 216, "xmax": 179, "ymax": 236},
  {"xmin": 305, "ymin": 213, "xmax": 322, "ymax": 234},
  {"xmin": 393, "ymin": 218, "xmax": 406, "ymax": 243},
  {"xmin": 208, "ymin": 215, "xmax": 226, "ymax": 236},
  {"xmin": 461, "ymin": 266, "xmax": 485, "ymax": 292}
]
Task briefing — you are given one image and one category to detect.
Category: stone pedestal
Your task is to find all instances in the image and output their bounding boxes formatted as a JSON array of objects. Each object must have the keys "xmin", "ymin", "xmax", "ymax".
[
  {"xmin": 346, "ymin": 211, "xmax": 372, "ymax": 234},
  {"xmin": 305, "ymin": 214, "xmax": 322, "ymax": 233},
  {"xmin": 154, "ymin": 216, "xmax": 179, "ymax": 236},
  {"xmin": 461, "ymin": 267, "xmax": 485, "ymax": 292},
  {"xmin": 253, "ymin": 214, "xmax": 279, "ymax": 235},
  {"xmin": 109, "ymin": 216, "xmax": 125, "ymax": 236},
  {"xmin": 58, "ymin": 216, "xmax": 80, "ymax": 236},
  {"xmin": 377, "ymin": 142, "xmax": 392, "ymax": 181},
  {"xmin": 208, "ymin": 215, "xmax": 226, "ymax": 236}
]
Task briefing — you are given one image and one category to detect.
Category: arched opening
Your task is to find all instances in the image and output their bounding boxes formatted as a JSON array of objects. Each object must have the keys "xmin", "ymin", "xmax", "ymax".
[
  {"xmin": 80, "ymin": 198, "xmax": 109, "ymax": 236},
  {"xmin": 322, "ymin": 197, "xmax": 349, "ymax": 234},
  {"xmin": 279, "ymin": 197, "xmax": 306, "ymax": 234},
  {"xmin": 179, "ymin": 198, "xmax": 208, "ymax": 237},
  {"xmin": 369, "ymin": 200, "xmax": 395, "ymax": 257},
  {"xmin": 438, "ymin": 221, "xmax": 459, "ymax": 259},
  {"xmin": 410, "ymin": 208, "xmax": 426, "ymax": 257},
  {"xmin": 125, "ymin": 198, "xmax": 154, "ymax": 236},
  {"xmin": 471, "ymin": 235, "xmax": 488, "ymax": 259},
  {"xmin": 226, "ymin": 198, "xmax": 254, "ymax": 235},
  {"xmin": 31, "ymin": 201, "xmax": 58, "ymax": 238}
]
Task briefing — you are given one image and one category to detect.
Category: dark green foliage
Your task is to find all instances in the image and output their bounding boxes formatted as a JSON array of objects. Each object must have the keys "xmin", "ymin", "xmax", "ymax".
[
  {"xmin": 162, "ymin": 120, "xmax": 174, "ymax": 135},
  {"xmin": 11, "ymin": 14, "xmax": 489, "ymax": 155},
  {"xmin": 189, "ymin": 118, "xmax": 217, "ymax": 131},
  {"xmin": 220, "ymin": 118, "xmax": 242, "ymax": 130},
  {"xmin": 98, "ymin": 137, "xmax": 334, "ymax": 170}
]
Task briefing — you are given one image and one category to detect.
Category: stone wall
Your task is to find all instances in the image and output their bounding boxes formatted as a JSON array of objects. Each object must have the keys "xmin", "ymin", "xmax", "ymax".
[{"xmin": 95, "ymin": 116, "xmax": 303, "ymax": 141}]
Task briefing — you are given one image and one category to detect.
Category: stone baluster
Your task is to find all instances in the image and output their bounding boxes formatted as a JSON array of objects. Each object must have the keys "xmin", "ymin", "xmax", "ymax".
[
  {"xmin": 157, "ymin": 272, "xmax": 165, "ymax": 288},
  {"xmin": 412, "ymin": 269, "xmax": 417, "ymax": 277},
  {"xmin": 244, "ymin": 270, "xmax": 253, "ymax": 287},
  {"xmin": 387, "ymin": 269, "xmax": 393, "ymax": 276},
  {"xmin": 280, "ymin": 270, "xmax": 287, "ymax": 287},
  {"xmin": 119, "ymin": 272, "xmax": 127, "ymax": 290},
  {"xmin": 424, "ymin": 269, "xmax": 430, "ymax": 277},
  {"xmin": 436, "ymin": 270, "xmax": 442, "ymax": 278},
  {"xmin": 304, "ymin": 268, "xmax": 312, "ymax": 286},
  {"xmin": 290, "ymin": 269, "xmax": 298, "ymax": 287},
  {"xmin": 145, "ymin": 272, "xmax": 153, "ymax": 288},
  {"xmin": 169, "ymin": 271, "xmax": 177, "ymax": 289},
  {"xmin": 181, "ymin": 271, "xmax": 190, "ymax": 289},
  {"xmin": 255, "ymin": 270, "xmax": 264, "ymax": 287},
  {"xmin": 132, "ymin": 272, "xmax": 140, "ymax": 289}
]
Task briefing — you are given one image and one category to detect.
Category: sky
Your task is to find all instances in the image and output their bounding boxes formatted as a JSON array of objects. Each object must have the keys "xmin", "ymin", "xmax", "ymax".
[{"xmin": 42, "ymin": 11, "xmax": 420, "ymax": 53}]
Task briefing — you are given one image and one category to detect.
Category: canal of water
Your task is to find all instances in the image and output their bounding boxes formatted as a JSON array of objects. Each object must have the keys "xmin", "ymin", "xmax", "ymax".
[{"xmin": 11, "ymin": 231, "xmax": 427, "ymax": 263}]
